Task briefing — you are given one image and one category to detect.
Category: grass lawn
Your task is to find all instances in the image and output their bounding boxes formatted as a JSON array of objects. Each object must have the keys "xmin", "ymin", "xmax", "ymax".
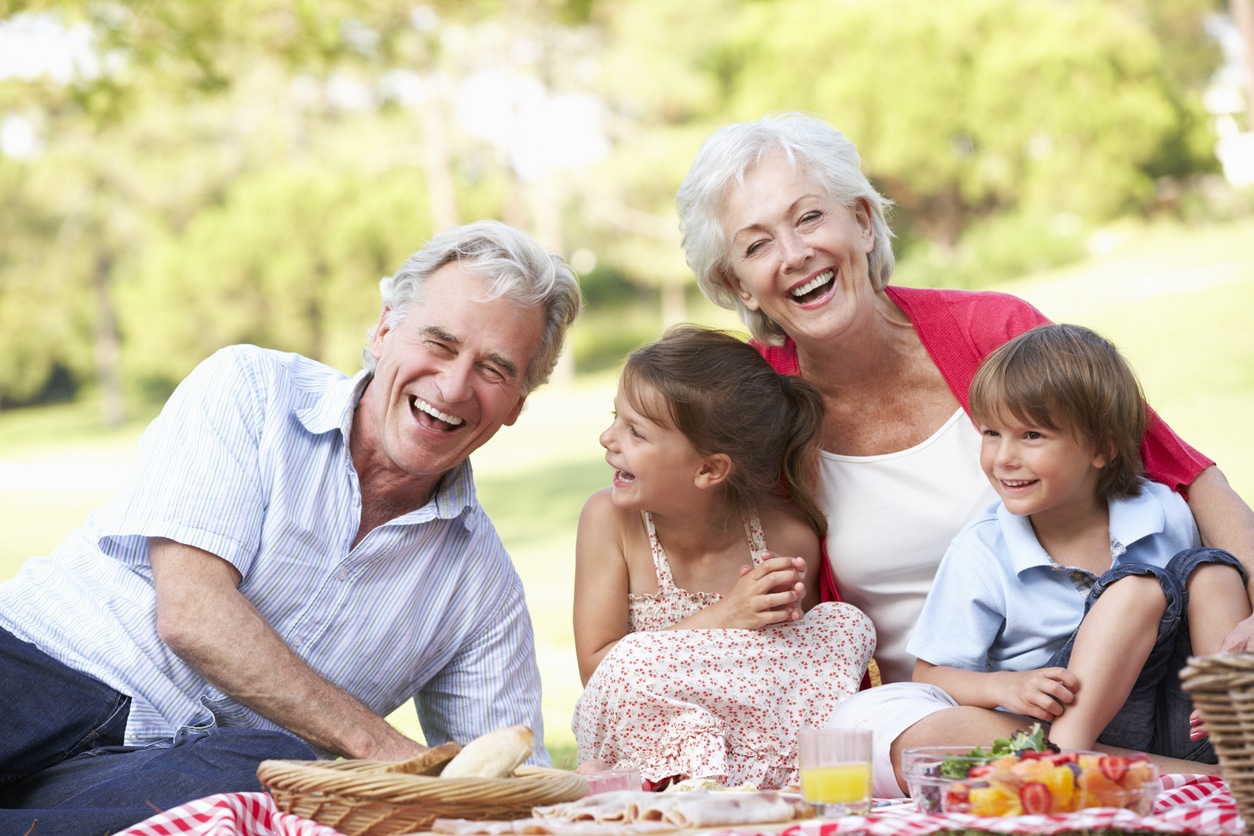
[{"xmin": 2, "ymin": 218, "xmax": 1252, "ymax": 769}]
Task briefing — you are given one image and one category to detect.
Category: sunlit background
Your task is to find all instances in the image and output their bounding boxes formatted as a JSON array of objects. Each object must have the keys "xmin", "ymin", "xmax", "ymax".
[{"xmin": 2, "ymin": 0, "xmax": 1253, "ymax": 762}]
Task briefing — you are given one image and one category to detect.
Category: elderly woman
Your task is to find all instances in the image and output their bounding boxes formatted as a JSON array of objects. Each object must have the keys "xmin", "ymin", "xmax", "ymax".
[{"xmin": 675, "ymin": 111, "xmax": 1254, "ymax": 795}]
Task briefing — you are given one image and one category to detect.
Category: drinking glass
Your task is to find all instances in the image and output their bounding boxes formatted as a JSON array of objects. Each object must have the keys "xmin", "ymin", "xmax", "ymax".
[{"xmin": 797, "ymin": 727, "xmax": 873, "ymax": 817}]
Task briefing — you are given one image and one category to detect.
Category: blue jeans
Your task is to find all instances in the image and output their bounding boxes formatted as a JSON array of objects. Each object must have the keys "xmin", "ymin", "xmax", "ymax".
[
  {"xmin": 1047, "ymin": 547, "xmax": 1245, "ymax": 762},
  {"xmin": 0, "ymin": 626, "xmax": 316, "ymax": 835}
]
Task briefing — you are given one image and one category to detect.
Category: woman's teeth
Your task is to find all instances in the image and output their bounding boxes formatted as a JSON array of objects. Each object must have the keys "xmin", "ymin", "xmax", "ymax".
[
  {"xmin": 411, "ymin": 396, "xmax": 464, "ymax": 427},
  {"xmin": 791, "ymin": 270, "xmax": 834, "ymax": 299}
]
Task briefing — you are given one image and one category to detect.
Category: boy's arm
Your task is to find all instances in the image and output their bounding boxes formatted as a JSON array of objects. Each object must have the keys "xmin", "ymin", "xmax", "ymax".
[{"xmin": 913, "ymin": 658, "xmax": 1077, "ymax": 723}]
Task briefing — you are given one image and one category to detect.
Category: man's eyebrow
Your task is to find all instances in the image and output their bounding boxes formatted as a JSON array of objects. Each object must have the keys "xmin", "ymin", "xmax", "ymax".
[{"xmin": 421, "ymin": 325, "xmax": 521, "ymax": 381}]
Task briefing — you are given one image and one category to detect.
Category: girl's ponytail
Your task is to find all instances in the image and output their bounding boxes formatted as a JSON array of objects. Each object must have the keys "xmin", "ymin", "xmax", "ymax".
[{"xmin": 778, "ymin": 374, "xmax": 827, "ymax": 537}]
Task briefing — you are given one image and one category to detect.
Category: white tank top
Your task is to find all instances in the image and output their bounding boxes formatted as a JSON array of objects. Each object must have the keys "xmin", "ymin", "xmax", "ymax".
[{"xmin": 820, "ymin": 409, "xmax": 997, "ymax": 684}]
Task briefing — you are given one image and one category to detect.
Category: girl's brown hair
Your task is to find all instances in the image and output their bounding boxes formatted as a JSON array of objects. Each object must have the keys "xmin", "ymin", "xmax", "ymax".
[
  {"xmin": 969, "ymin": 324, "xmax": 1146, "ymax": 500},
  {"xmin": 620, "ymin": 325, "xmax": 827, "ymax": 535}
]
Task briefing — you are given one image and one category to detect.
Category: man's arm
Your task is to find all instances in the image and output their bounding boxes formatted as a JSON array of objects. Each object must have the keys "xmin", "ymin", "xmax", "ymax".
[
  {"xmin": 149, "ymin": 537, "xmax": 425, "ymax": 761},
  {"xmin": 1185, "ymin": 466, "xmax": 1254, "ymax": 651}
]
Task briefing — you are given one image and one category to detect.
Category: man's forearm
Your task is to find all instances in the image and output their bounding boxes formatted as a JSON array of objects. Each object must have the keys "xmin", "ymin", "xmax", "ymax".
[{"xmin": 149, "ymin": 538, "xmax": 424, "ymax": 760}]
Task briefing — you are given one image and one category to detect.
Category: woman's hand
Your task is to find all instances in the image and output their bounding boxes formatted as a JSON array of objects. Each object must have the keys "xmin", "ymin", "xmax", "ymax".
[
  {"xmin": 705, "ymin": 552, "xmax": 807, "ymax": 629},
  {"xmin": 993, "ymin": 667, "xmax": 1078, "ymax": 722}
]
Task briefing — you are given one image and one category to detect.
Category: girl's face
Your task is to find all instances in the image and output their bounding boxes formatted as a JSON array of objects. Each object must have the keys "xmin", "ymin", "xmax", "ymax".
[
  {"xmin": 719, "ymin": 154, "xmax": 877, "ymax": 346},
  {"xmin": 598, "ymin": 383, "xmax": 707, "ymax": 511},
  {"xmin": 978, "ymin": 411, "xmax": 1108, "ymax": 529}
]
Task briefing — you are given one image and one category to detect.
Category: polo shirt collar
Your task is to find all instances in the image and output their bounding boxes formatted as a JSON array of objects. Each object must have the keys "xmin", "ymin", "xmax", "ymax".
[
  {"xmin": 996, "ymin": 503, "xmax": 1054, "ymax": 575},
  {"xmin": 1107, "ymin": 482, "xmax": 1165, "ymax": 550}
]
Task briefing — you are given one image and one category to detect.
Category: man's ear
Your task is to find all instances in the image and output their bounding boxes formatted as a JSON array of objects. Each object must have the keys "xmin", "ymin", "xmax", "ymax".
[
  {"xmin": 694, "ymin": 453, "xmax": 733, "ymax": 490},
  {"xmin": 369, "ymin": 306, "xmax": 393, "ymax": 361}
]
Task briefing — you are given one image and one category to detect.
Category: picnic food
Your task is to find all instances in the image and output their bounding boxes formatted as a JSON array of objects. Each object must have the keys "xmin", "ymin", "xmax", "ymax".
[
  {"xmin": 386, "ymin": 741, "xmax": 464, "ymax": 775},
  {"xmin": 903, "ymin": 727, "xmax": 1160, "ymax": 816},
  {"xmin": 441, "ymin": 725, "xmax": 536, "ymax": 779},
  {"xmin": 532, "ymin": 789, "xmax": 811, "ymax": 827}
]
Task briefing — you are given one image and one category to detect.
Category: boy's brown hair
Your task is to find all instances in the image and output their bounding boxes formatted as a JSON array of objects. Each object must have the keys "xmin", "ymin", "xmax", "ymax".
[
  {"xmin": 969, "ymin": 323, "xmax": 1146, "ymax": 500},
  {"xmin": 621, "ymin": 324, "xmax": 827, "ymax": 536}
]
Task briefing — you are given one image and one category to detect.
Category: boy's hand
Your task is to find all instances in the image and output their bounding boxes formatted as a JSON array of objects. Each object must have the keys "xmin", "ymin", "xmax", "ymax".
[
  {"xmin": 713, "ymin": 552, "xmax": 806, "ymax": 629},
  {"xmin": 997, "ymin": 667, "xmax": 1078, "ymax": 722}
]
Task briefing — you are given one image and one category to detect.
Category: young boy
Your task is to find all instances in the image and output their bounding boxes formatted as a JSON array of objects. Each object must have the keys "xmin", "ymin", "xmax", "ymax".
[{"xmin": 907, "ymin": 323, "xmax": 1251, "ymax": 760}]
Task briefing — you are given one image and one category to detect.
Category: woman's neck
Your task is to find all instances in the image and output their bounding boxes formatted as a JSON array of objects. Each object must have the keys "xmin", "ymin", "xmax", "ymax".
[{"xmin": 793, "ymin": 291, "xmax": 917, "ymax": 393}]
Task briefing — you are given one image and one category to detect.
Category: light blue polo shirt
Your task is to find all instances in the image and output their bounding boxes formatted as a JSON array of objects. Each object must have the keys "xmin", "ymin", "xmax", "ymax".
[{"xmin": 907, "ymin": 480, "xmax": 1200, "ymax": 673}]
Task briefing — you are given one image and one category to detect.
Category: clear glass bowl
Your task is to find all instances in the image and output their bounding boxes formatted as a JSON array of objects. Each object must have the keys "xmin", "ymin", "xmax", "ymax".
[{"xmin": 901, "ymin": 746, "xmax": 1160, "ymax": 816}]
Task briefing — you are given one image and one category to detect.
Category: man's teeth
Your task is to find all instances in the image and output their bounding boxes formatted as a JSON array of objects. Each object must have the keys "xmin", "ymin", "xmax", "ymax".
[
  {"xmin": 791, "ymin": 270, "xmax": 834, "ymax": 298},
  {"xmin": 412, "ymin": 397, "xmax": 464, "ymax": 426}
]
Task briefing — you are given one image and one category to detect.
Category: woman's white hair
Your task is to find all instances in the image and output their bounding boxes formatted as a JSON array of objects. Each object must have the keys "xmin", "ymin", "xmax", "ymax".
[
  {"xmin": 364, "ymin": 220, "xmax": 582, "ymax": 394},
  {"xmin": 676, "ymin": 112, "xmax": 895, "ymax": 344}
]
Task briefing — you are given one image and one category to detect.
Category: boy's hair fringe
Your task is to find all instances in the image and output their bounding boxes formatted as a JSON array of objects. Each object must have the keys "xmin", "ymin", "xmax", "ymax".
[{"xmin": 970, "ymin": 323, "xmax": 1146, "ymax": 500}]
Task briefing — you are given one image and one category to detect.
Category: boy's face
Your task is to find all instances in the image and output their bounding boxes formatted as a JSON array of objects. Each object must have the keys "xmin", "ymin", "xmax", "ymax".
[{"xmin": 977, "ymin": 411, "xmax": 1109, "ymax": 526}]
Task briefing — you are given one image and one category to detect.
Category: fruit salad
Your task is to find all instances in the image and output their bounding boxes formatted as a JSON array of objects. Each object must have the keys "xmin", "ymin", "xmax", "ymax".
[{"xmin": 902, "ymin": 726, "xmax": 1160, "ymax": 816}]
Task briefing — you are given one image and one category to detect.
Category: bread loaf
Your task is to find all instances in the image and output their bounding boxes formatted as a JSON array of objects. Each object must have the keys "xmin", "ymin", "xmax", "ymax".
[{"xmin": 440, "ymin": 725, "xmax": 535, "ymax": 779}]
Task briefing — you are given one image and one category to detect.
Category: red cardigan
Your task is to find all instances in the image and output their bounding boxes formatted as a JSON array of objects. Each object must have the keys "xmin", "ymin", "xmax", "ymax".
[{"xmin": 754, "ymin": 285, "xmax": 1214, "ymax": 605}]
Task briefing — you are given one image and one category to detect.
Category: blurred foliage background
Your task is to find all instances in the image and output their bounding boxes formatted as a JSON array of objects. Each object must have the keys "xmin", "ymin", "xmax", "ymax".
[{"xmin": 2, "ymin": 0, "xmax": 1253, "ymax": 422}]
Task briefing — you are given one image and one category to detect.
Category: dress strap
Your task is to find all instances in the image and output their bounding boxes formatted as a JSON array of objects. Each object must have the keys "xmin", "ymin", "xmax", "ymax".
[
  {"xmin": 743, "ymin": 508, "xmax": 768, "ymax": 564},
  {"xmin": 643, "ymin": 511, "xmax": 677, "ymax": 591}
]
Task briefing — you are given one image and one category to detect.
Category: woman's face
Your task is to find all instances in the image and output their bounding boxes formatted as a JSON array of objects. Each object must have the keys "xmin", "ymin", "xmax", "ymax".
[{"xmin": 719, "ymin": 154, "xmax": 876, "ymax": 345}]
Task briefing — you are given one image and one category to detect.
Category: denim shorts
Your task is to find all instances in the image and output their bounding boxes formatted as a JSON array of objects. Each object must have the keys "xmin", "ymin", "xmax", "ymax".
[{"xmin": 1047, "ymin": 547, "xmax": 1245, "ymax": 761}]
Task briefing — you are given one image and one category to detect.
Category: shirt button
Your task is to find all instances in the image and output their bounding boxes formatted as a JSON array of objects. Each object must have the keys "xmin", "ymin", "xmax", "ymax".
[{"xmin": 337, "ymin": 570, "xmax": 349, "ymax": 581}]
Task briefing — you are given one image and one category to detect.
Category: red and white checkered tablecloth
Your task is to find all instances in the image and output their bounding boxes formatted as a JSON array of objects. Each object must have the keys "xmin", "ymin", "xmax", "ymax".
[
  {"xmin": 117, "ymin": 773, "xmax": 1241, "ymax": 836},
  {"xmin": 116, "ymin": 791, "xmax": 345, "ymax": 836}
]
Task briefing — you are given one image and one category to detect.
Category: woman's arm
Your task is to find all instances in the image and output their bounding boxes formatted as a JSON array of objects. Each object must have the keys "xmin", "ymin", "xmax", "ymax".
[
  {"xmin": 1185, "ymin": 466, "xmax": 1254, "ymax": 651},
  {"xmin": 573, "ymin": 490, "xmax": 633, "ymax": 686}
]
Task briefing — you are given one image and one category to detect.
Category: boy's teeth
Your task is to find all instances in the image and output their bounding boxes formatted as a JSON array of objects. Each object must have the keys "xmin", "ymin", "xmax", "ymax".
[
  {"xmin": 791, "ymin": 270, "xmax": 834, "ymax": 297},
  {"xmin": 412, "ymin": 397, "xmax": 464, "ymax": 426}
]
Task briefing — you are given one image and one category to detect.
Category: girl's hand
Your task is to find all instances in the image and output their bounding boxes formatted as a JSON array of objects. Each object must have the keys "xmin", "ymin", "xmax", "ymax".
[
  {"xmin": 1190, "ymin": 707, "xmax": 1209, "ymax": 740},
  {"xmin": 996, "ymin": 667, "xmax": 1077, "ymax": 722},
  {"xmin": 713, "ymin": 552, "xmax": 806, "ymax": 629}
]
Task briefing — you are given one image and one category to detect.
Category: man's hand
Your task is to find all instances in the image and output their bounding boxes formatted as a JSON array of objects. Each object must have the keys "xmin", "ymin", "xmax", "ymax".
[{"xmin": 149, "ymin": 538, "xmax": 425, "ymax": 761}]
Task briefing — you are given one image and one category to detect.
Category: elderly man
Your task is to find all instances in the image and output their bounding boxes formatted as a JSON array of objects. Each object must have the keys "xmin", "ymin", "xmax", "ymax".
[{"xmin": 0, "ymin": 220, "xmax": 582, "ymax": 835}]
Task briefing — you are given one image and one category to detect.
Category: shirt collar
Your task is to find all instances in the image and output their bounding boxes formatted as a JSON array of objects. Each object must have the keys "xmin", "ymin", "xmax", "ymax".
[
  {"xmin": 996, "ymin": 502, "xmax": 1055, "ymax": 574},
  {"xmin": 295, "ymin": 368, "xmax": 478, "ymax": 522},
  {"xmin": 1107, "ymin": 481, "xmax": 1165, "ymax": 548},
  {"xmin": 998, "ymin": 480, "xmax": 1164, "ymax": 575}
]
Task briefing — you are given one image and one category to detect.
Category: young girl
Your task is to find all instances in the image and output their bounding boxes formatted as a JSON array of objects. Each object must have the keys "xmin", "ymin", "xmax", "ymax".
[{"xmin": 572, "ymin": 325, "xmax": 875, "ymax": 790}]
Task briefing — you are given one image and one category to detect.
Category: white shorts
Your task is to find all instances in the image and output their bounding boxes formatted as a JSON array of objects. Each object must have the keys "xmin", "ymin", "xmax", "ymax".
[{"xmin": 825, "ymin": 682, "xmax": 957, "ymax": 798}]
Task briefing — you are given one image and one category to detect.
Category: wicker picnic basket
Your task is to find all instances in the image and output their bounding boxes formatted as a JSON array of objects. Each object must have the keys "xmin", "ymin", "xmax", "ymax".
[
  {"xmin": 1179, "ymin": 653, "xmax": 1254, "ymax": 828},
  {"xmin": 257, "ymin": 759, "xmax": 589, "ymax": 836}
]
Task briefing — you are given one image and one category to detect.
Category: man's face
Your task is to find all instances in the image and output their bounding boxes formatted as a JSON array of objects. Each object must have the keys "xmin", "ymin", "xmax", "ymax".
[{"xmin": 361, "ymin": 261, "xmax": 545, "ymax": 487}]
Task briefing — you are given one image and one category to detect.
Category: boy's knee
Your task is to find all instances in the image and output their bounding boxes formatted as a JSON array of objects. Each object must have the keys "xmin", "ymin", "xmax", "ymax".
[
  {"xmin": 1099, "ymin": 572, "xmax": 1167, "ymax": 610},
  {"xmin": 1186, "ymin": 560, "xmax": 1245, "ymax": 593}
]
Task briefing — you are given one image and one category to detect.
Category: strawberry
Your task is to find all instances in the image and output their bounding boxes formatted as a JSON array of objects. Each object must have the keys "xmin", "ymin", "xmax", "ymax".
[
  {"xmin": 945, "ymin": 782, "xmax": 971, "ymax": 812},
  {"xmin": 1019, "ymin": 781, "xmax": 1053, "ymax": 815},
  {"xmin": 968, "ymin": 764, "xmax": 995, "ymax": 778},
  {"xmin": 1099, "ymin": 755, "xmax": 1129, "ymax": 784}
]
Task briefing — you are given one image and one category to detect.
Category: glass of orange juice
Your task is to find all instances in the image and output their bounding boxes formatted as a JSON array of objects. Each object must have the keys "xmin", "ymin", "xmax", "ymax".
[{"xmin": 797, "ymin": 727, "xmax": 873, "ymax": 817}]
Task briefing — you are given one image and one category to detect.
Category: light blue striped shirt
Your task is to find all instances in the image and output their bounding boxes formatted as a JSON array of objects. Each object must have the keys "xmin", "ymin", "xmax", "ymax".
[{"xmin": 0, "ymin": 345, "xmax": 548, "ymax": 762}]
